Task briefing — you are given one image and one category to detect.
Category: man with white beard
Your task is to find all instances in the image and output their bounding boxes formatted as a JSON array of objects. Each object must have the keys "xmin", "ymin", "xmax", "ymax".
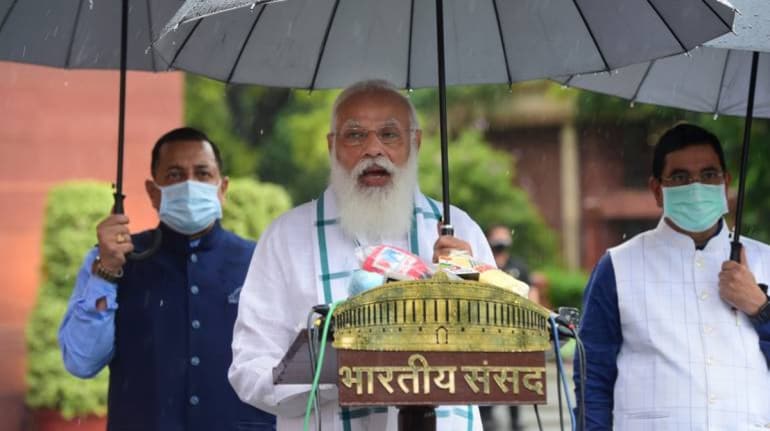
[{"xmin": 228, "ymin": 79, "xmax": 494, "ymax": 431}]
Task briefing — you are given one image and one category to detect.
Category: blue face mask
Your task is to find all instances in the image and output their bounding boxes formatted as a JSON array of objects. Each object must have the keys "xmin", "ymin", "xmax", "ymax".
[
  {"xmin": 662, "ymin": 182, "xmax": 727, "ymax": 233},
  {"xmin": 157, "ymin": 180, "xmax": 223, "ymax": 235}
]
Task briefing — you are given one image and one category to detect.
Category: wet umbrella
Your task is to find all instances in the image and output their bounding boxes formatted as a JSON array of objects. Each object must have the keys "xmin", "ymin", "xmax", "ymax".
[
  {"xmin": 0, "ymin": 0, "xmax": 184, "ymax": 258},
  {"xmin": 154, "ymin": 0, "xmax": 736, "ymax": 233},
  {"xmin": 556, "ymin": 0, "xmax": 770, "ymax": 260}
]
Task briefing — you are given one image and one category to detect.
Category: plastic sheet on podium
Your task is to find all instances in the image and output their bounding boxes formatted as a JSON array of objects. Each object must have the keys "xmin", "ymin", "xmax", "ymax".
[{"xmin": 272, "ymin": 329, "xmax": 337, "ymax": 385}]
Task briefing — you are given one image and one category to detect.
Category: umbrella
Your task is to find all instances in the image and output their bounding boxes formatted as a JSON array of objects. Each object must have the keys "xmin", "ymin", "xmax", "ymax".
[
  {"xmin": 154, "ymin": 0, "xmax": 736, "ymax": 233},
  {"xmin": 556, "ymin": 0, "xmax": 770, "ymax": 261},
  {"xmin": 0, "ymin": 0, "xmax": 184, "ymax": 258}
]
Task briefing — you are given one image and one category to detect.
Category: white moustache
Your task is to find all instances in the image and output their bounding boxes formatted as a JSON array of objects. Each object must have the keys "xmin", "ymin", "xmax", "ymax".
[{"xmin": 352, "ymin": 156, "xmax": 396, "ymax": 178}]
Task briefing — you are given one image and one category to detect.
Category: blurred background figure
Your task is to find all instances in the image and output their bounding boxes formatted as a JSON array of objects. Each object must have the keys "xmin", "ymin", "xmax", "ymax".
[{"xmin": 481, "ymin": 224, "xmax": 550, "ymax": 431}]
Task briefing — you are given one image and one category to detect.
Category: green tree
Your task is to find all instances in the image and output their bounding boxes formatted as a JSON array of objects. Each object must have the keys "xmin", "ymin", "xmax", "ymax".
[
  {"xmin": 257, "ymin": 90, "xmax": 338, "ymax": 204},
  {"xmin": 185, "ymin": 76, "xmax": 294, "ymax": 177},
  {"xmin": 418, "ymin": 130, "xmax": 557, "ymax": 266}
]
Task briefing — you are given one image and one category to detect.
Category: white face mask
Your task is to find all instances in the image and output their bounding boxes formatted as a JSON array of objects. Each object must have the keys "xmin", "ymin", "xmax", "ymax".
[{"xmin": 157, "ymin": 180, "xmax": 222, "ymax": 235}]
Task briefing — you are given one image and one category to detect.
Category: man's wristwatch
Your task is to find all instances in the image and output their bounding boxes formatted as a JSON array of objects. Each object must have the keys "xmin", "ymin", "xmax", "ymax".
[
  {"xmin": 93, "ymin": 255, "xmax": 124, "ymax": 283},
  {"xmin": 749, "ymin": 283, "xmax": 770, "ymax": 325}
]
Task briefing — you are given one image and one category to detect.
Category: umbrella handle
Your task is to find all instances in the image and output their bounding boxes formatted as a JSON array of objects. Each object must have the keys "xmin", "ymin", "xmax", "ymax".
[
  {"xmin": 126, "ymin": 228, "xmax": 163, "ymax": 261},
  {"xmin": 112, "ymin": 191, "xmax": 163, "ymax": 261},
  {"xmin": 730, "ymin": 240, "xmax": 742, "ymax": 263}
]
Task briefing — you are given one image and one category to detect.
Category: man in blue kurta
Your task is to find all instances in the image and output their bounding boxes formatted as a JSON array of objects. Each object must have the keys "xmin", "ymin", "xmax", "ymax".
[{"xmin": 59, "ymin": 127, "xmax": 275, "ymax": 431}]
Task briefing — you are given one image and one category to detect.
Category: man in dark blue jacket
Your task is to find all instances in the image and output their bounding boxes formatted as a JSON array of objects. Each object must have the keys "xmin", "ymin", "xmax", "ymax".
[{"xmin": 59, "ymin": 127, "xmax": 275, "ymax": 431}]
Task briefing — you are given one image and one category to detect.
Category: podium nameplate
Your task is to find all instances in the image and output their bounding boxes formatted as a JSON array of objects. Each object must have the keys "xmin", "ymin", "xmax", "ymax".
[{"xmin": 337, "ymin": 350, "xmax": 546, "ymax": 406}]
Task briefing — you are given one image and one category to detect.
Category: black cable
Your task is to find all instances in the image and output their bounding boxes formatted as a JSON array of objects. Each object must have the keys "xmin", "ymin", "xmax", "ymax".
[
  {"xmin": 305, "ymin": 310, "xmax": 322, "ymax": 431},
  {"xmin": 533, "ymin": 404, "xmax": 544, "ymax": 431},
  {"xmin": 555, "ymin": 342, "xmax": 565, "ymax": 431},
  {"xmin": 573, "ymin": 330, "xmax": 587, "ymax": 431}
]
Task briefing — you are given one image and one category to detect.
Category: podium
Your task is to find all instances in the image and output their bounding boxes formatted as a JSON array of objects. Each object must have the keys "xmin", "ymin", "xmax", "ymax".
[{"xmin": 273, "ymin": 275, "xmax": 551, "ymax": 430}]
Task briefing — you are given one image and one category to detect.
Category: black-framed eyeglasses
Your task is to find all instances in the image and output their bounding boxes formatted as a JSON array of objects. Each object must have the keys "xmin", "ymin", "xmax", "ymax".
[
  {"xmin": 661, "ymin": 169, "xmax": 725, "ymax": 187},
  {"xmin": 332, "ymin": 126, "xmax": 413, "ymax": 147}
]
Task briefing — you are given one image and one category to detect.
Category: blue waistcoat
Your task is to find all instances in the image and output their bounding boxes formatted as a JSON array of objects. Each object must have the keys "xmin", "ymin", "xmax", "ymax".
[{"xmin": 107, "ymin": 221, "xmax": 275, "ymax": 431}]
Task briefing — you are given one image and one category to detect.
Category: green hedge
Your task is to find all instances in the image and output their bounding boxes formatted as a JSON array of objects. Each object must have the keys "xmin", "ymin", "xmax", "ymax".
[
  {"xmin": 221, "ymin": 178, "xmax": 292, "ymax": 241},
  {"xmin": 26, "ymin": 178, "xmax": 291, "ymax": 418},
  {"xmin": 26, "ymin": 181, "xmax": 113, "ymax": 418},
  {"xmin": 542, "ymin": 266, "xmax": 589, "ymax": 310}
]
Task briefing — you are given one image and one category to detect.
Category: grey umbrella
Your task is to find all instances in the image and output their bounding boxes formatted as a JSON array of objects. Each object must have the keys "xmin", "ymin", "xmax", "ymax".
[
  {"xmin": 0, "ymin": 0, "xmax": 184, "ymax": 258},
  {"xmin": 556, "ymin": 0, "xmax": 770, "ymax": 260},
  {"xmin": 154, "ymin": 0, "xmax": 736, "ymax": 234}
]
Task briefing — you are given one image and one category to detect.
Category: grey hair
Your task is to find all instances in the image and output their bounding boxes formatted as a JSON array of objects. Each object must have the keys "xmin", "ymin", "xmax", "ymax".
[{"xmin": 329, "ymin": 79, "xmax": 420, "ymax": 132}]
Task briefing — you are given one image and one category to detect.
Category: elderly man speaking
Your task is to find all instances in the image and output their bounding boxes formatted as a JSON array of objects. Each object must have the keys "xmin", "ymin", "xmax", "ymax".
[{"xmin": 228, "ymin": 80, "xmax": 494, "ymax": 430}]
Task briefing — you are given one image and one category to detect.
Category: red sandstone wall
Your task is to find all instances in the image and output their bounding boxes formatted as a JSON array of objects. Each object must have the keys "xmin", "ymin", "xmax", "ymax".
[{"xmin": 0, "ymin": 62, "xmax": 183, "ymax": 431}]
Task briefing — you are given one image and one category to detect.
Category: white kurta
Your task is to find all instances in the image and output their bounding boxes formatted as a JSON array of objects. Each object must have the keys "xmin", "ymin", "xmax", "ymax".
[
  {"xmin": 610, "ymin": 219, "xmax": 770, "ymax": 430},
  {"xmin": 229, "ymin": 188, "xmax": 494, "ymax": 431}
]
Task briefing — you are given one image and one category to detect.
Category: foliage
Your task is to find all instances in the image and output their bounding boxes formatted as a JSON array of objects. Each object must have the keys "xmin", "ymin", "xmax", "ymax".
[
  {"xmin": 418, "ymin": 130, "xmax": 557, "ymax": 266},
  {"xmin": 221, "ymin": 178, "xmax": 293, "ymax": 241},
  {"xmin": 542, "ymin": 266, "xmax": 590, "ymax": 310},
  {"xmin": 257, "ymin": 90, "xmax": 338, "ymax": 204},
  {"xmin": 26, "ymin": 181, "xmax": 113, "ymax": 418},
  {"xmin": 184, "ymin": 75, "xmax": 259, "ymax": 176}
]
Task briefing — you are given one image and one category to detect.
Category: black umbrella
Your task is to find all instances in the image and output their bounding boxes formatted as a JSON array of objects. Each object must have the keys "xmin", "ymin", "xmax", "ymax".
[
  {"xmin": 0, "ymin": 0, "xmax": 185, "ymax": 258},
  {"xmin": 557, "ymin": 0, "xmax": 770, "ymax": 260},
  {"xmin": 155, "ymin": 0, "xmax": 735, "ymax": 235}
]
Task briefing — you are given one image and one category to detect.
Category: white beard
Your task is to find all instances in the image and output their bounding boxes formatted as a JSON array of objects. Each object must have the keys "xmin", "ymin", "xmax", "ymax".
[{"xmin": 329, "ymin": 145, "xmax": 418, "ymax": 244}]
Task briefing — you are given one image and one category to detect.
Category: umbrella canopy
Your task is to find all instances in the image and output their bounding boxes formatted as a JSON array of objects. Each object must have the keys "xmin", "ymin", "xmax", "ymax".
[
  {"xmin": 0, "ymin": 0, "xmax": 185, "ymax": 258},
  {"xmin": 154, "ymin": 0, "xmax": 735, "ymax": 232},
  {"xmin": 557, "ymin": 4, "xmax": 770, "ymax": 117},
  {"xmin": 0, "ymin": 0, "xmax": 182, "ymax": 71},
  {"xmin": 555, "ymin": 0, "xmax": 770, "ymax": 260},
  {"xmin": 155, "ymin": 0, "xmax": 736, "ymax": 89}
]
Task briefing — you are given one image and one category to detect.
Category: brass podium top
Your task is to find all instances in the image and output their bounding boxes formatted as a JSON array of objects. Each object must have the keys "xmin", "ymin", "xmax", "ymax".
[{"xmin": 332, "ymin": 275, "xmax": 551, "ymax": 352}]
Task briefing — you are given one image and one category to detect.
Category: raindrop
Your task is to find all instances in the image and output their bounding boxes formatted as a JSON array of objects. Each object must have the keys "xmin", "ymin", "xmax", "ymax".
[
  {"xmin": 145, "ymin": 46, "xmax": 151, "ymax": 55},
  {"xmin": 173, "ymin": 23, "xmax": 180, "ymax": 31},
  {"xmin": 88, "ymin": 0, "xmax": 94, "ymax": 10},
  {"xmin": 622, "ymin": 233, "xmax": 627, "ymax": 240},
  {"xmin": 259, "ymin": 129, "xmax": 264, "ymax": 135},
  {"xmin": 407, "ymin": 88, "xmax": 414, "ymax": 93},
  {"xmin": 629, "ymin": 101, "xmax": 635, "ymax": 108},
  {"xmin": 159, "ymin": 299, "xmax": 164, "ymax": 307},
  {"xmin": 713, "ymin": 113, "xmax": 719, "ymax": 120},
  {"xmin": 251, "ymin": 2, "xmax": 257, "ymax": 10},
  {"xmin": 560, "ymin": 84, "xmax": 568, "ymax": 90},
  {"xmin": 684, "ymin": 52, "xmax": 692, "ymax": 58}
]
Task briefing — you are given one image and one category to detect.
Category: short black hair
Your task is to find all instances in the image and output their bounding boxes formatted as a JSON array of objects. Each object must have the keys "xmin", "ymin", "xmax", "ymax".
[
  {"xmin": 652, "ymin": 123, "xmax": 726, "ymax": 179},
  {"xmin": 150, "ymin": 127, "xmax": 223, "ymax": 177}
]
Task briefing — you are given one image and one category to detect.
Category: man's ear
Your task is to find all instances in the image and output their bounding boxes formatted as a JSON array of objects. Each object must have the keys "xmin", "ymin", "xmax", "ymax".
[
  {"xmin": 145, "ymin": 179, "xmax": 161, "ymax": 211},
  {"xmin": 648, "ymin": 176, "xmax": 663, "ymax": 208},
  {"xmin": 218, "ymin": 176, "xmax": 229, "ymax": 204}
]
